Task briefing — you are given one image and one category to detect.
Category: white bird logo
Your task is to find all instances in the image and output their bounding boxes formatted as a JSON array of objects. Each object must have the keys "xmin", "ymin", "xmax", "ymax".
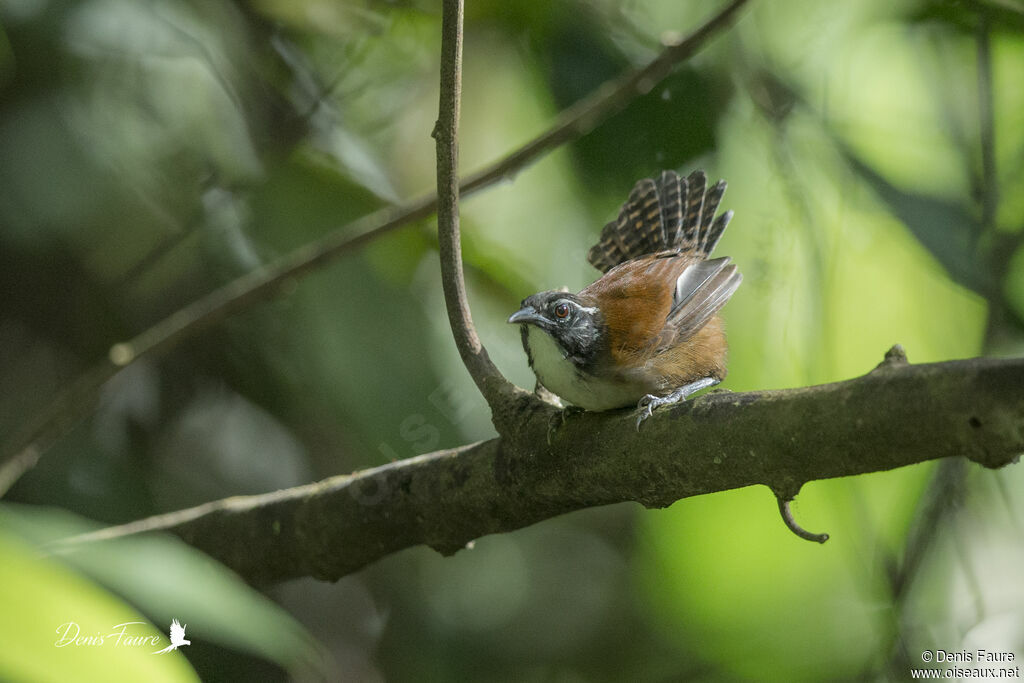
[{"xmin": 153, "ymin": 619, "xmax": 191, "ymax": 654}]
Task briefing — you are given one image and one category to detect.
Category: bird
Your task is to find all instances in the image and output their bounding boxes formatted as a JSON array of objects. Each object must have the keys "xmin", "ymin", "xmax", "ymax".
[
  {"xmin": 153, "ymin": 619, "xmax": 191, "ymax": 654},
  {"xmin": 508, "ymin": 169, "xmax": 742, "ymax": 429}
]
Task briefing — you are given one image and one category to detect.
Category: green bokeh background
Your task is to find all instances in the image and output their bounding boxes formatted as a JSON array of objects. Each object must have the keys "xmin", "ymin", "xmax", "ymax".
[{"xmin": 1, "ymin": 0, "xmax": 1023, "ymax": 680}]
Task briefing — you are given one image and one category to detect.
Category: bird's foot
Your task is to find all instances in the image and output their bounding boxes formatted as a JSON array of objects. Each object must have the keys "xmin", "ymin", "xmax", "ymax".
[
  {"xmin": 635, "ymin": 393, "xmax": 683, "ymax": 431},
  {"xmin": 547, "ymin": 405, "xmax": 585, "ymax": 444},
  {"xmin": 562, "ymin": 405, "xmax": 586, "ymax": 420},
  {"xmin": 635, "ymin": 377, "xmax": 720, "ymax": 431}
]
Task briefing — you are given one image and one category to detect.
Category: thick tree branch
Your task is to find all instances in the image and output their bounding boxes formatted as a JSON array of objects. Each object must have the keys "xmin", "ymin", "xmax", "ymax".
[
  {"xmin": 434, "ymin": 0, "xmax": 522, "ymax": 411},
  {"xmin": 54, "ymin": 353, "xmax": 1024, "ymax": 586},
  {"xmin": 1, "ymin": 0, "xmax": 750, "ymax": 478}
]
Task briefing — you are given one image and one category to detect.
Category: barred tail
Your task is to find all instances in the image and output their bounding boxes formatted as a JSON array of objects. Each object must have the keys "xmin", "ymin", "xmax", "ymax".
[{"xmin": 587, "ymin": 169, "xmax": 734, "ymax": 272}]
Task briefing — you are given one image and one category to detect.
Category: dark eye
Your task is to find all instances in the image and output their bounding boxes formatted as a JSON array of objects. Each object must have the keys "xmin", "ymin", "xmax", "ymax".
[{"xmin": 554, "ymin": 303, "xmax": 570, "ymax": 319}]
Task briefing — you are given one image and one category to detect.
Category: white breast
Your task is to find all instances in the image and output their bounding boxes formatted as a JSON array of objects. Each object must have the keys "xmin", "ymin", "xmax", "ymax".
[{"xmin": 524, "ymin": 327, "xmax": 642, "ymax": 411}]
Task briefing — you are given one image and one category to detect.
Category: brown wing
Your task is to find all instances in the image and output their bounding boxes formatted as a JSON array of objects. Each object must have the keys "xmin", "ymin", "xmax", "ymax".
[
  {"xmin": 582, "ymin": 252, "xmax": 741, "ymax": 368},
  {"xmin": 580, "ymin": 252, "xmax": 697, "ymax": 366},
  {"xmin": 646, "ymin": 315, "xmax": 729, "ymax": 387}
]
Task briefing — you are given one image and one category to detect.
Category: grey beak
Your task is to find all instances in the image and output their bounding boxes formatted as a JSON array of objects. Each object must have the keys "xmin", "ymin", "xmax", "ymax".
[{"xmin": 508, "ymin": 305, "xmax": 544, "ymax": 325}]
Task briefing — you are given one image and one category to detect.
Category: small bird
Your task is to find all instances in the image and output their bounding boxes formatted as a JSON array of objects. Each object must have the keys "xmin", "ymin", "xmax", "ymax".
[
  {"xmin": 508, "ymin": 169, "xmax": 742, "ymax": 428},
  {"xmin": 153, "ymin": 619, "xmax": 191, "ymax": 654}
]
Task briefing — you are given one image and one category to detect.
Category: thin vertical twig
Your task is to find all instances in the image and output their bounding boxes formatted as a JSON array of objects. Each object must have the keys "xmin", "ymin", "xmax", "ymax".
[{"xmin": 434, "ymin": 0, "xmax": 522, "ymax": 412}]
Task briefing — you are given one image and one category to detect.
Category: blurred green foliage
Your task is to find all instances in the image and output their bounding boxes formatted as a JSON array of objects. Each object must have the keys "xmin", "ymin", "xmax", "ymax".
[
  {"xmin": 1, "ymin": 504, "xmax": 322, "ymax": 680},
  {"xmin": 1, "ymin": 0, "xmax": 1023, "ymax": 680},
  {"xmin": 0, "ymin": 527, "xmax": 199, "ymax": 683}
]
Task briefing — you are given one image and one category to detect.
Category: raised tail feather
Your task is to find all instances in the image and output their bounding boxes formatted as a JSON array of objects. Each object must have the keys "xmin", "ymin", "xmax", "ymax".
[{"xmin": 587, "ymin": 170, "xmax": 734, "ymax": 273}]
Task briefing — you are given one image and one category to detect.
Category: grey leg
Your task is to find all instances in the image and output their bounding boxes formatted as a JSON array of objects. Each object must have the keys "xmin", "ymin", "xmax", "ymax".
[{"xmin": 635, "ymin": 377, "xmax": 719, "ymax": 430}]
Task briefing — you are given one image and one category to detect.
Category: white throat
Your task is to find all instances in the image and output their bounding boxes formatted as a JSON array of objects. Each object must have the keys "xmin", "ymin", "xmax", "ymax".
[{"xmin": 524, "ymin": 326, "xmax": 639, "ymax": 411}]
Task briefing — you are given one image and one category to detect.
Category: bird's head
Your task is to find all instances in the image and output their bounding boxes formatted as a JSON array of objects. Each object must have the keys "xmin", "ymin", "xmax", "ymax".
[{"xmin": 507, "ymin": 291, "xmax": 603, "ymax": 364}]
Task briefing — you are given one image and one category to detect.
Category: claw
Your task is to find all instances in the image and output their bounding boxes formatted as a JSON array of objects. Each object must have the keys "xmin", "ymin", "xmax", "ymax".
[
  {"xmin": 635, "ymin": 393, "xmax": 676, "ymax": 431},
  {"xmin": 548, "ymin": 405, "xmax": 586, "ymax": 443},
  {"xmin": 635, "ymin": 402, "xmax": 655, "ymax": 431},
  {"xmin": 634, "ymin": 377, "xmax": 721, "ymax": 431}
]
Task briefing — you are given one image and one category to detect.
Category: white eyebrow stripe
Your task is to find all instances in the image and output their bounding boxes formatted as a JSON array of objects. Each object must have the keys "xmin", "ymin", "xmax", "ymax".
[{"xmin": 555, "ymin": 299, "xmax": 597, "ymax": 315}]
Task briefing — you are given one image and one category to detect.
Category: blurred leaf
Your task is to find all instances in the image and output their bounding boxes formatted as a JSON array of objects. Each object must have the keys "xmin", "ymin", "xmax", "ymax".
[
  {"xmin": 909, "ymin": 0, "xmax": 1024, "ymax": 34},
  {"xmin": 310, "ymin": 121, "xmax": 401, "ymax": 203},
  {"xmin": 0, "ymin": 23, "xmax": 13, "ymax": 90},
  {"xmin": 532, "ymin": 5, "xmax": 727, "ymax": 192},
  {"xmin": 640, "ymin": 467, "xmax": 931, "ymax": 681},
  {"xmin": 251, "ymin": 150, "xmax": 384, "ymax": 251},
  {"xmin": 1005, "ymin": 241, "xmax": 1024, "ymax": 320},
  {"xmin": 457, "ymin": 216, "xmax": 538, "ymax": 300},
  {"xmin": 570, "ymin": 68, "xmax": 724, "ymax": 192},
  {"xmin": 249, "ymin": 0, "xmax": 391, "ymax": 37},
  {"xmin": 2, "ymin": 504, "xmax": 326, "ymax": 678},
  {"xmin": 0, "ymin": 526, "xmax": 198, "ymax": 683},
  {"xmin": 838, "ymin": 144, "xmax": 992, "ymax": 295}
]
